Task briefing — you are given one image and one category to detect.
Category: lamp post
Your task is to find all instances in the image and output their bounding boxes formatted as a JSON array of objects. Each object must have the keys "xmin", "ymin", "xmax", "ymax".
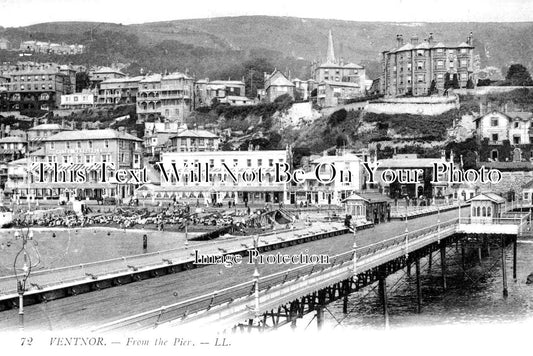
[
  {"xmin": 352, "ymin": 226, "xmax": 357, "ymax": 277},
  {"xmin": 253, "ymin": 235, "xmax": 260, "ymax": 317},
  {"xmin": 14, "ymin": 228, "xmax": 33, "ymax": 331},
  {"xmin": 184, "ymin": 214, "xmax": 189, "ymax": 249}
]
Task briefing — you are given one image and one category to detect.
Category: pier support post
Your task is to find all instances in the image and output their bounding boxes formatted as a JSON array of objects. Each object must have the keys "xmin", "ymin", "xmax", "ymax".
[
  {"xmin": 378, "ymin": 268, "xmax": 389, "ymax": 328},
  {"xmin": 316, "ymin": 291, "xmax": 326, "ymax": 330},
  {"xmin": 316, "ymin": 306, "xmax": 324, "ymax": 330},
  {"xmin": 406, "ymin": 262, "xmax": 411, "ymax": 277},
  {"xmin": 415, "ymin": 258, "xmax": 422, "ymax": 314},
  {"xmin": 440, "ymin": 244, "xmax": 447, "ymax": 291},
  {"xmin": 428, "ymin": 252, "xmax": 432, "ymax": 271},
  {"xmin": 342, "ymin": 295, "xmax": 348, "ymax": 314},
  {"xmin": 461, "ymin": 242, "xmax": 466, "ymax": 278},
  {"xmin": 501, "ymin": 235, "xmax": 508, "ymax": 298},
  {"xmin": 478, "ymin": 246, "xmax": 483, "ymax": 265},
  {"xmin": 513, "ymin": 237, "xmax": 518, "ymax": 282}
]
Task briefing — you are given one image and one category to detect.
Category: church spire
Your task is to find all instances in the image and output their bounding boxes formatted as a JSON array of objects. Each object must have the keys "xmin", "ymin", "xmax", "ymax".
[{"xmin": 327, "ymin": 29, "xmax": 336, "ymax": 63}]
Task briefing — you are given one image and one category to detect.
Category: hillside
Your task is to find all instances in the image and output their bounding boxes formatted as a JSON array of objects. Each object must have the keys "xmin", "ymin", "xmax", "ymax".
[{"xmin": 1, "ymin": 17, "xmax": 533, "ymax": 80}]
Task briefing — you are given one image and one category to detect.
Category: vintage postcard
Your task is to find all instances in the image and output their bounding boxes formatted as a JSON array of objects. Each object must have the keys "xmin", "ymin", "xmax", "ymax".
[{"xmin": 0, "ymin": 0, "xmax": 532, "ymax": 354}]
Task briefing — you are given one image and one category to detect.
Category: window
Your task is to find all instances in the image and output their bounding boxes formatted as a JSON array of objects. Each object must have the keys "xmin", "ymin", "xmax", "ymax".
[
  {"xmin": 492, "ymin": 134, "xmax": 499, "ymax": 142},
  {"xmin": 88, "ymin": 140, "xmax": 93, "ymax": 148},
  {"xmin": 133, "ymin": 154, "xmax": 140, "ymax": 165},
  {"xmin": 461, "ymin": 48, "xmax": 467, "ymax": 54},
  {"xmin": 449, "ymin": 61, "xmax": 454, "ymax": 68},
  {"xmin": 85, "ymin": 155, "xmax": 92, "ymax": 164},
  {"xmin": 233, "ymin": 159, "xmax": 238, "ymax": 166},
  {"xmin": 63, "ymin": 156, "xmax": 69, "ymax": 164},
  {"xmin": 77, "ymin": 141, "xmax": 81, "ymax": 148},
  {"xmin": 417, "ymin": 50, "xmax": 424, "ymax": 56},
  {"xmin": 460, "ymin": 73, "xmax": 468, "ymax": 81},
  {"xmin": 258, "ymin": 159, "xmax": 262, "ymax": 166},
  {"xmin": 437, "ymin": 74, "xmax": 443, "ymax": 80},
  {"xmin": 407, "ymin": 63, "xmax": 412, "ymax": 70},
  {"xmin": 417, "ymin": 74, "xmax": 424, "ymax": 83},
  {"xmin": 269, "ymin": 159, "xmax": 274, "ymax": 167},
  {"xmin": 50, "ymin": 142, "xmax": 55, "ymax": 149},
  {"xmin": 513, "ymin": 136, "xmax": 521, "ymax": 144},
  {"xmin": 417, "ymin": 61, "xmax": 424, "ymax": 70},
  {"xmin": 514, "ymin": 122, "xmax": 520, "ymax": 128},
  {"xmin": 247, "ymin": 159, "xmax": 251, "ymax": 167},
  {"xmin": 105, "ymin": 140, "xmax": 109, "ymax": 148},
  {"xmin": 77, "ymin": 155, "xmax": 82, "ymax": 163},
  {"xmin": 407, "ymin": 76, "xmax": 412, "ymax": 84},
  {"xmin": 436, "ymin": 48, "xmax": 443, "ymax": 54},
  {"xmin": 460, "ymin": 60, "xmax": 467, "ymax": 67},
  {"xmin": 437, "ymin": 60, "xmax": 444, "ymax": 68},
  {"xmin": 120, "ymin": 153, "xmax": 125, "ymax": 163},
  {"xmin": 448, "ymin": 49, "xmax": 455, "ymax": 55},
  {"xmin": 66, "ymin": 141, "xmax": 70, "ymax": 149}
]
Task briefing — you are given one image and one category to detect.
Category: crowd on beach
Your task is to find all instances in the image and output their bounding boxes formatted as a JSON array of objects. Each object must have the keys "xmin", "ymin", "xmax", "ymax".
[{"xmin": 15, "ymin": 203, "xmax": 236, "ymax": 230}]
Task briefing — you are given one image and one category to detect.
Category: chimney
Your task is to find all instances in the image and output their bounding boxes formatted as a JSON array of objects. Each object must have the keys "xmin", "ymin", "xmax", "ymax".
[
  {"xmin": 428, "ymin": 32, "xmax": 434, "ymax": 45},
  {"xmin": 467, "ymin": 31, "xmax": 473, "ymax": 46},
  {"xmin": 410, "ymin": 36, "xmax": 419, "ymax": 46},
  {"xmin": 396, "ymin": 34, "xmax": 404, "ymax": 47}
]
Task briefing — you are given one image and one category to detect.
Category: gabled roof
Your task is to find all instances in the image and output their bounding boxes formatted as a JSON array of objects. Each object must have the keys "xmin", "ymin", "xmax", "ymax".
[
  {"xmin": 467, "ymin": 192, "xmax": 506, "ymax": 204},
  {"xmin": 457, "ymin": 42, "xmax": 472, "ymax": 48},
  {"xmin": 170, "ymin": 129, "xmax": 219, "ymax": 139},
  {"xmin": 271, "ymin": 76, "xmax": 295, "ymax": 87},
  {"xmin": 343, "ymin": 62, "xmax": 364, "ymax": 69},
  {"xmin": 343, "ymin": 193, "xmax": 389, "ymax": 203},
  {"xmin": 45, "ymin": 129, "xmax": 142, "ymax": 142},
  {"xmin": 523, "ymin": 179, "xmax": 533, "ymax": 189},
  {"xmin": 396, "ymin": 43, "xmax": 414, "ymax": 52}
]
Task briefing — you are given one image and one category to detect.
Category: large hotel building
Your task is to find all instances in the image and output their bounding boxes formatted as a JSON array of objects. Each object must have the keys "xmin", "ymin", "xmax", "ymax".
[{"xmin": 380, "ymin": 33, "xmax": 476, "ymax": 97}]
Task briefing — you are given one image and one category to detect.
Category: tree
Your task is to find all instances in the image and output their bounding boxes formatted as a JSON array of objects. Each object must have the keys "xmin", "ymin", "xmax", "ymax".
[
  {"xmin": 466, "ymin": 78, "xmax": 475, "ymax": 89},
  {"xmin": 451, "ymin": 73, "xmax": 460, "ymax": 89},
  {"xmin": 505, "ymin": 64, "xmax": 533, "ymax": 86},
  {"xmin": 444, "ymin": 73, "xmax": 452, "ymax": 90},
  {"xmin": 75, "ymin": 72, "xmax": 91, "ymax": 92},
  {"xmin": 428, "ymin": 80, "xmax": 437, "ymax": 95}
]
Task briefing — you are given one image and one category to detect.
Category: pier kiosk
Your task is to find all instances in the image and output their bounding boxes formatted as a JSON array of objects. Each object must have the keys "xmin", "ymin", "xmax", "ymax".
[
  {"xmin": 343, "ymin": 193, "xmax": 390, "ymax": 224},
  {"xmin": 468, "ymin": 192, "xmax": 505, "ymax": 223}
]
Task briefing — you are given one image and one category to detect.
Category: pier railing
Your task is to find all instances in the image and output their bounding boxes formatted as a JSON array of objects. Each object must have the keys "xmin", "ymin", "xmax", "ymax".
[{"xmin": 92, "ymin": 218, "xmax": 461, "ymax": 332}]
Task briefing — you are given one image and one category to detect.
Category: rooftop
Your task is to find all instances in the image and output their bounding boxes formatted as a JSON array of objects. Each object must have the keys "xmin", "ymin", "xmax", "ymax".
[
  {"xmin": 0, "ymin": 136, "xmax": 27, "ymax": 143},
  {"xmin": 28, "ymin": 124, "xmax": 65, "ymax": 131},
  {"xmin": 170, "ymin": 129, "xmax": 219, "ymax": 139},
  {"xmin": 45, "ymin": 129, "xmax": 142, "ymax": 142}
]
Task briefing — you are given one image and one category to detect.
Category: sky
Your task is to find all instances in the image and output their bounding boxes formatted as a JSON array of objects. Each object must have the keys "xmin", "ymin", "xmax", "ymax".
[{"xmin": 0, "ymin": 0, "xmax": 532, "ymax": 27}]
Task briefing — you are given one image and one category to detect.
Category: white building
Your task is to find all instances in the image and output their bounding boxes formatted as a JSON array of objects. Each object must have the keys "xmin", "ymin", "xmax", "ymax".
[
  {"xmin": 297, "ymin": 152, "xmax": 364, "ymax": 205},
  {"xmin": 475, "ymin": 111, "xmax": 533, "ymax": 146},
  {"xmin": 158, "ymin": 148, "xmax": 290, "ymax": 205},
  {"xmin": 60, "ymin": 91, "xmax": 95, "ymax": 109}
]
